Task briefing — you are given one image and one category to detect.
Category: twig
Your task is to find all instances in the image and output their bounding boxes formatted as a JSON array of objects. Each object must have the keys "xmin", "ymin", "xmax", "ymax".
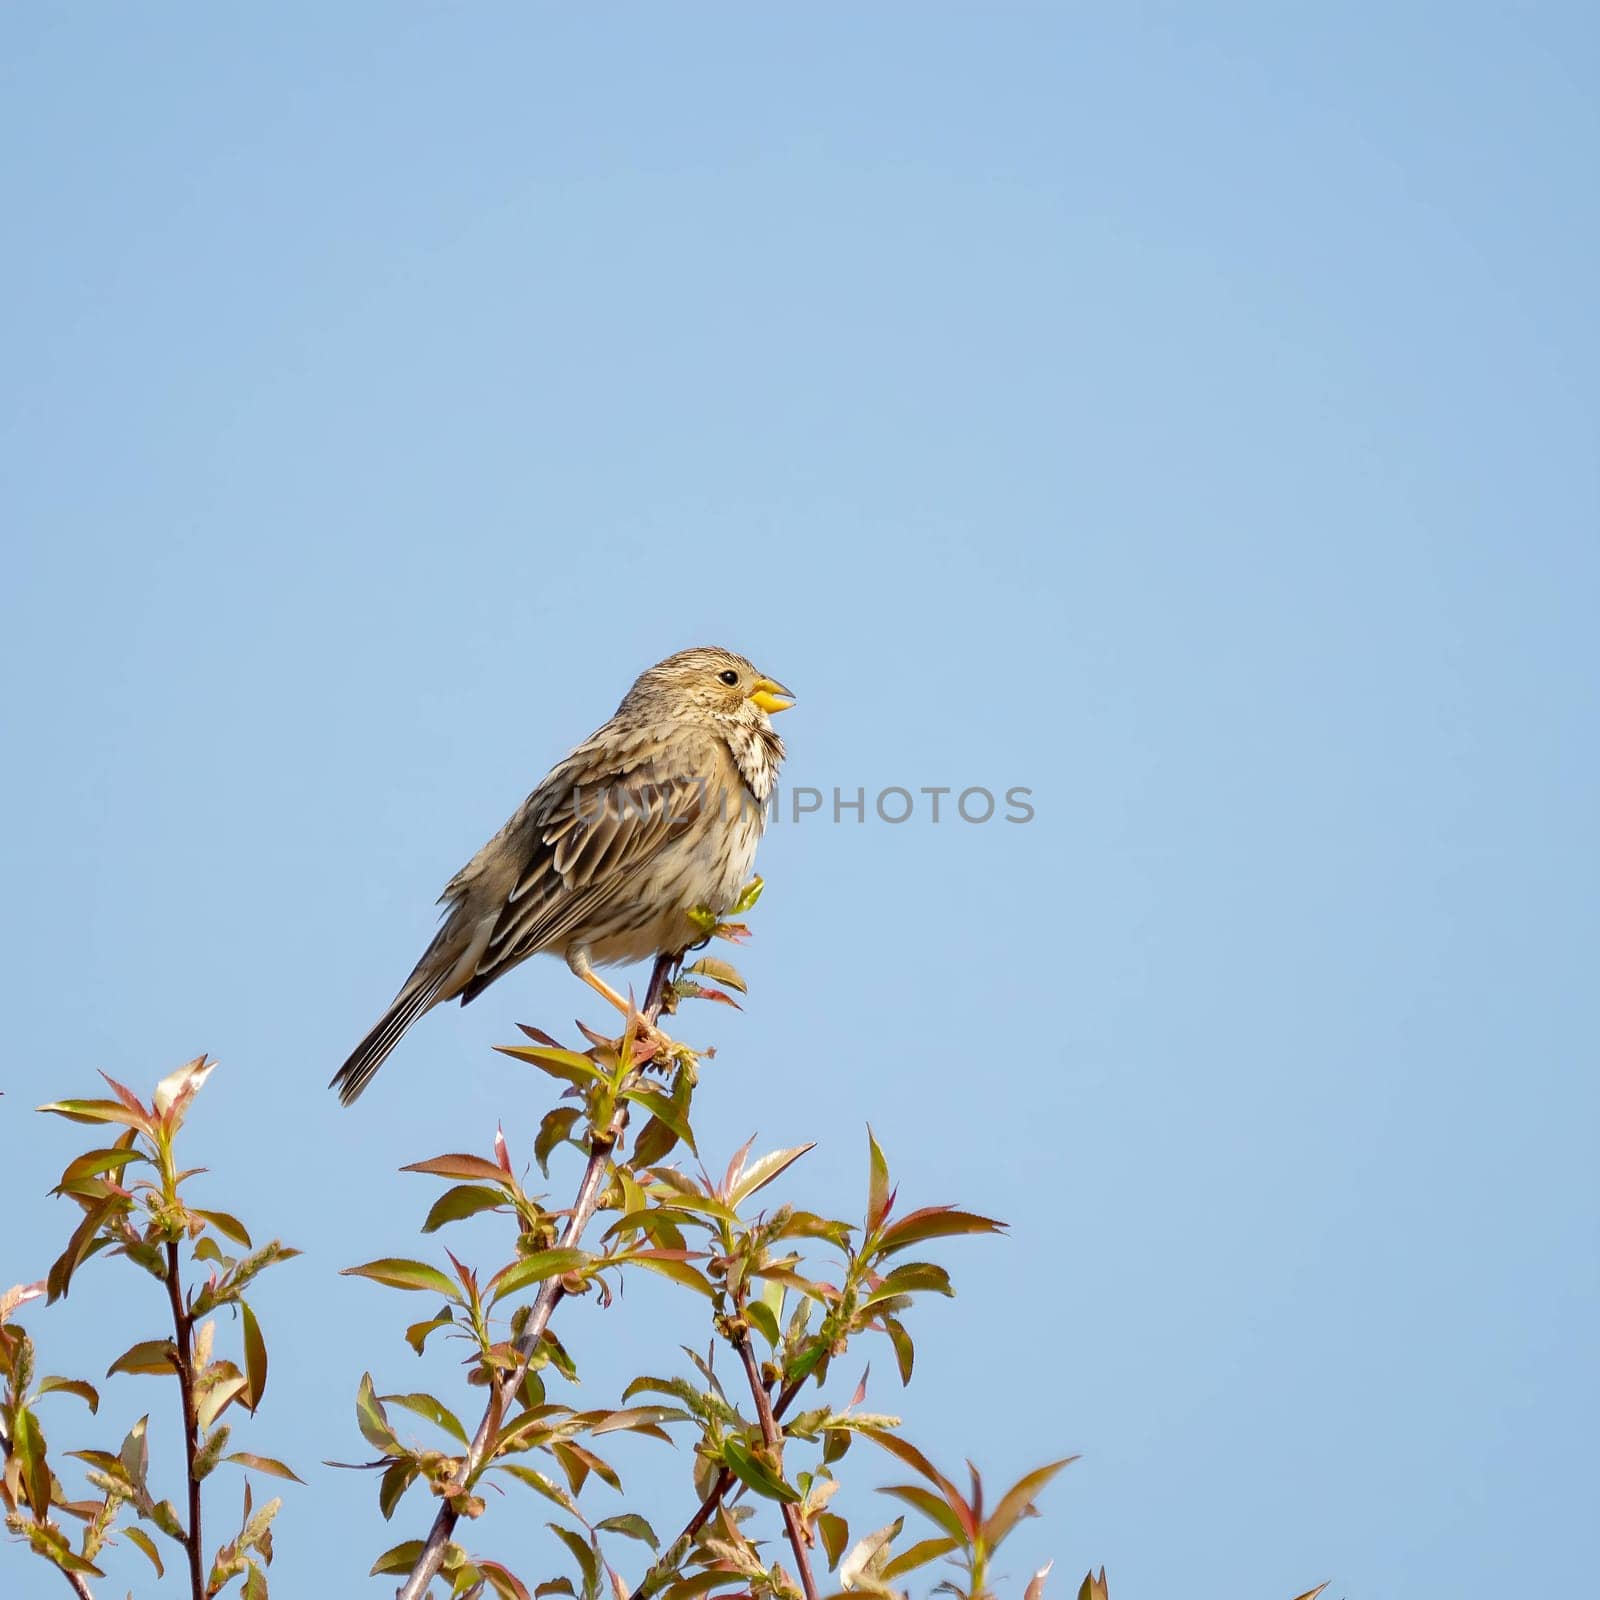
[
  {"xmin": 55, "ymin": 1565, "xmax": 94, "ymax": 1600},
  {"xmin": 397, "ymin": 953, "xmax": 678, "ymax": 1600},
  {"xmin": 734, "ymin": 1337, "xmax": 819, "ymax": 1600},
  {"xmin": 630, "ymin": 1375, "xmax": 805, "ymax": 1600},
  {"xmin": 164, "ymin": 1239, "xmax": 204, "ymax": 1600}
]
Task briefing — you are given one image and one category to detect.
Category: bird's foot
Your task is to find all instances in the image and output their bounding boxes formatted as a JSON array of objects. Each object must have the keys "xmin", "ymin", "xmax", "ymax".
[{"xmin": 574, "ymin": 1012, "xmax": 681, "ymax": 1075}]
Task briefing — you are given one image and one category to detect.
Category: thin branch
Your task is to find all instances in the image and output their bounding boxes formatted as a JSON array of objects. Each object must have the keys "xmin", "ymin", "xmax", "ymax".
[
  {"xmin": 734, "ymin": 1336, "xmax": 819, "ymax": 1600},
  {"xmin": 163, "ymin": 1238, "xmax": 204, "ymax": 1600},
  {"xmin": 631, "ymin": 1375, "xmax": 806, "ymax": 1600},
  {"xmin": 397, "ymin": 953, "xmax": 679, "ymax": 1600},
  {"xmin": 54, "ymin": 1563, "xmax": 95, "ymax": 1600}
]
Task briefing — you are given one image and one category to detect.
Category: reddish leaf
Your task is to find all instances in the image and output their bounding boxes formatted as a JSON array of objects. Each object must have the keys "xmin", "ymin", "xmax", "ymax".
[
  {"xmin": 857, "ymin": 1429, "xmax": 975, "ymax": 1538},
  {"xmin": 984, "ymin": 1457, "xmax": 1077, "ymax": 1547},
  {"xmin": 401, "ymin": 1153, "xmax": 513, "ymax": 1184},
  {"xmin": 866, "ymin": 1128, "xmax": 892, "ymax": 1231},
  {"xmin": 874, "ymin": 1207, "xmax": 1006, "ymax": 1255},
  {"xmin": 224, "ymin": 1452, "xmax": 304, "ymax": 1483}
]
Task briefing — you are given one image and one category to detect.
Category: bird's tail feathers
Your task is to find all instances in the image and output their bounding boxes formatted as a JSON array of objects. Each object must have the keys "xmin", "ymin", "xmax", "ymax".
[{"xmin": 331, "ymin": 967, "xmax": 450, "ymax": 1106}]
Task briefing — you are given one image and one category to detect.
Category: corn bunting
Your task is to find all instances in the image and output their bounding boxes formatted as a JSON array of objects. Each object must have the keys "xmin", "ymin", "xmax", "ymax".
[{"xmin": 332, "ymin": 646, "xmax": 793, "ymax": 1104}]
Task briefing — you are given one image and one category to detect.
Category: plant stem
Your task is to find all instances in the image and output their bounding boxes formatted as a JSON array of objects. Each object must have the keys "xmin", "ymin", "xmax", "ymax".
[
  {"xmin": 164, "ymin": 1239, "xmax": 204, "ymax": 1600},
  {"xmin": 397, "ymin": 953, "xmax": 678, "ymax": 1600},
  {"xmin": 734, "ymin": 1336, "xmax": 819, "ymax": 1600},
  {"xmin": 55, "ymin": 1565, "xmax": 95, "ymax": 1600},
  {"xmin": 630, "ymin": 1375, "xmax": 806, "ymax": 1600}
]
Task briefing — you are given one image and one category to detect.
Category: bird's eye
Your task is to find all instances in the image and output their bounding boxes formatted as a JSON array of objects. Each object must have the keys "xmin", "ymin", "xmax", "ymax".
[{"xmin": 718, "ymin": 669, "xmax": 740, "ymax": 686}]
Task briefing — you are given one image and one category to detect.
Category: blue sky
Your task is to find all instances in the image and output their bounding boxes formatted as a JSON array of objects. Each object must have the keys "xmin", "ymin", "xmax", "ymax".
[{"xmin": 3, "ymin": 5, "xmax": 1596, "ymax": 1596}]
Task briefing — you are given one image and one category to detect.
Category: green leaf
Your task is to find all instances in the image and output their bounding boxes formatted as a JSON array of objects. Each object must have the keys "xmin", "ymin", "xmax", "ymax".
[
  {"xmin": 224, "ymin": 1452, "xmax": 304, "ymax": 1483},
  {"xmin": 868, "ymin": 1262, "xmax": 953, "ymax": 1302},
  {"xmin": 883, "ymin": 1317, "xmax": 915, "ymax": 1385},
  {"xmin": 597, "ymin": 1513, "xmax": 659, "ymax": 1550},
  {"xmin": 150, "ymin": 1498, "xmax": 186, "ymax": 1541},
  {"xmin": 24, "ymin": 1521, "xmax": 104, "ymax": 1577},
  {"xmin": 882, "ymin": 1535, "xmax": 961, "ymax": 1580},
  {"xmin": 405, "ymin": 1308, "xmax": 456, "ymax": 1355},
  {"xmin": 379, "ymin": 1456, "xmax": 418, "ymax": 1519},
  {"xmin": 56, "ymin": 1147, "xmax": 145, "ymax": 1185},
  {"xmin": 729, "ymin": 876, "xmax": 764, "ymax": 914},
  {"xmin": 721, "ymin": 1438, "xmax": 800, "ymax": 1504},
  {"xmin": 630, "ymin": 1115, "xmax": 679, "ymax": 1167},
  {"xmin": 683, "ymin": 956, "xmax": 747, "ymax": 993},
  {"xmin": 496, "ymin": 1043, "xmax": 608, "ymax": 1086},
  {"xmin": 355, "ymin": 1373, "xmax": 402, "ymax": 1453},
  {"xmin": 490, "ymin": 1248, "xmax": 589, "ymax": 1305},
  {"xmin": 241, "ymin": 1301, "xmax": 268, "ymax": 1411},
  {"xmin": 422, "ymin": 1184, "xmax": 508, "ymax": 1233},
  {"xmin": 38, "ymin": 1375, "xmax": 100, "ymax": 1412},
  {"xmin": 785, "ymin": 1339, "xmax": 829, "ymax": 1387},
  {"xmin": 621, "ymin": 1089, "xmax": 696, "ymax": 1155},
  {"xmin": 12, "ymin": 1403, "xmax": 50, "ymax": 1517},
  {"xmin": 618, "ymin": 1253, "xmax": 714, "ymax": 1300},
  {"xmin": 494, "ymin": 1463, "xmax": 583, "ymax": 1518},
  {"xmin": 548, "ymin": 1522, "xmax": 601, "ymax": 1593},
  {"xmin": 371, "ymin": 1540, "xmax": 427, "ymax": 1576},
  {"xmin": 342, "ymin": 1258, "xmax": 462, "ymax": 1299},
  {"xmin": 745, "ymin": 1300, "xmax": 781, "ymax": 1347},
  {"xmin": 536, "ymin": 1108, "xmax": 584, "ymax": 1176},
  {"xmin": 124, "ymin": 1525, "xmax": 165, "ymax": 1577},
  {"xmin": 107, "ymin": 1338, "xmax": 178, "ymax": 1377},
  {"xmin": 193, "ymin": 1209, "xmax": 254, "ymax": 1248},
  {"xmin": 383, "ymin": 1391, "xmax": 470, "ymax": 1447}
]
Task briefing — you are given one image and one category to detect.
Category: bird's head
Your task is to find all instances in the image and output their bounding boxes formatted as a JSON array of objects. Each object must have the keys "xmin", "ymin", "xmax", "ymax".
[{"xmin": 622, "ymin": 646, "xmax": 796, "ymax": 728}]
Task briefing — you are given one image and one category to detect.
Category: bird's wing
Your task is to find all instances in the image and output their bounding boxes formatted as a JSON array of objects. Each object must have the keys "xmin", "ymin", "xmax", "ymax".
[{"xmin": 454, "ymin": 722, "xmax": 727, "ymax": 1003}]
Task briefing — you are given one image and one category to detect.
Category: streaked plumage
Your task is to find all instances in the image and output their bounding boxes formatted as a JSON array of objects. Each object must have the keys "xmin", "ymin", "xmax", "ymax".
[{"xmin": 332, "ymin": 646, "xmax": 792, "ymax": 1104}]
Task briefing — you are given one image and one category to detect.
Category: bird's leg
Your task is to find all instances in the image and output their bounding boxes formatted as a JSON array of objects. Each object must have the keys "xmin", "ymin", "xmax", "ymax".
[{"xmin": 568, "ymin": 945, "xmax": 672, "ymax": 1058}]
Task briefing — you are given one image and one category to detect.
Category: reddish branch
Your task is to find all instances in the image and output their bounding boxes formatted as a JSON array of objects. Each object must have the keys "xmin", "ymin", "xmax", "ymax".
[
  {"xmin": 629, "ymin": 1374, "xmax": 806, "ymax": 1600},
  {"xmin": 55, "ymin": 1565, "xmax": 94, "ymax": 1600},
  {"xmin": 734, "ymin": 1336, "xmax": 819, "ymax": 1600},
  {"xmin": 164, "ymin": 1239, "xmax": 204, "ymax": 1600},
  {"xmin": 397, "ymin": 954, "xmax": 677, "ymax": 1600}
]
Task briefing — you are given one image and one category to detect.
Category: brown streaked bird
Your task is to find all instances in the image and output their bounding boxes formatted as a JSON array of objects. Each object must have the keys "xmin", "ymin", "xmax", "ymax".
[{"xmin": 332, "ymin": 646, "xmax": 793, "ymax": 1104}]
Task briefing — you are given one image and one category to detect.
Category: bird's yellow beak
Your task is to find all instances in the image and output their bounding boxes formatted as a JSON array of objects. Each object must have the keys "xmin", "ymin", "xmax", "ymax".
[{"xmin": 749, "ymin": 676, "xmax": 796, "ymax": 715}]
